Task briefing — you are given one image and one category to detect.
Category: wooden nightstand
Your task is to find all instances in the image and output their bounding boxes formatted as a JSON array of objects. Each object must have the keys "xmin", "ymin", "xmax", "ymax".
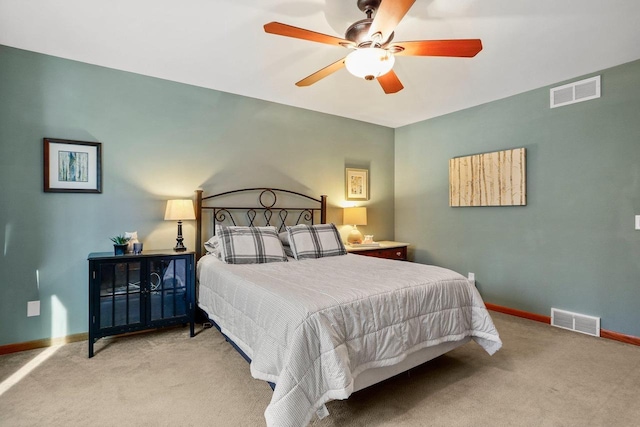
[{"xmin": 345, "ymin": 241, "xmax": 409, "ymax": 261}]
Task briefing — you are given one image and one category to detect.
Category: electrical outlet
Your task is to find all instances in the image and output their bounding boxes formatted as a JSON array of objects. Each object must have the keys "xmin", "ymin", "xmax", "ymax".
[
  {"xmin": 636, "ymin": 215, "xmax": 640, "ymax": 230},
  {"xmin": 27, "ymin": 300, "xmax": 40, "ymax": 317},
  {"xmin": 468, "ymin": 272, "xmax": 475, "ymax": 281}
]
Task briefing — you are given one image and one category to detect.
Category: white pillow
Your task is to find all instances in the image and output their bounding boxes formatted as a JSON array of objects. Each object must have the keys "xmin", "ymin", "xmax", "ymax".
[
  {"xmin": 216, "ymin": 225, "xmax": 288, "ymax": 264},
  {"xmin": 278, "ymin": 231, "xmax": 290, "ymax": 246},
  {"xmin": 286, "ymin": 223, "xmax": 346, "ymax": 260},
  {"xmin": 204, "ymin": 235, "xmax": 221, "ymax": 259},
  {"xmin": 283, "ymin": 245, "xmax": 295, "ymax": 258}
]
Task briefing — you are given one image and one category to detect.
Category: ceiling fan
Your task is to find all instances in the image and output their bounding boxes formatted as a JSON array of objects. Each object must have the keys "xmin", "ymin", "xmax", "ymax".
[{"xmin": 264, "ymin": 0, "xmax": 482, "ymax": 94}]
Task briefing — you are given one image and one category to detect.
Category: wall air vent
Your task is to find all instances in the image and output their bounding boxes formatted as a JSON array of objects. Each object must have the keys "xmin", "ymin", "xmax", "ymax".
[
  {"xmin": 550, "ymin": 75, "xmax": 601, "ymax": 108},
  {"xmin": 551, "ymin": 308, "xmax": 600, "ymax": 337}
]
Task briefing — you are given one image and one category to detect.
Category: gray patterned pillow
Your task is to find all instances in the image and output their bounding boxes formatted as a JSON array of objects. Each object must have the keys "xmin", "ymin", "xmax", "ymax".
[
  {"xmin": 216, "ymin": 225, "xmax": 288, "ymax": 264},
  {"xmin": 203, "ymin": 235, "xmax": 221, "ymax": 259},
  {"xmin": 286, "ymin": 223, "xmax": 347, "ymax": 260}
]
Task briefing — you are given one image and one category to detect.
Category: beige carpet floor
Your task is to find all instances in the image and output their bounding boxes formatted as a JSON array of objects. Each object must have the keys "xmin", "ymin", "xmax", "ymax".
[{"xmin": 1, "ymin": 311, "xmax": 639, "ymax": 426}]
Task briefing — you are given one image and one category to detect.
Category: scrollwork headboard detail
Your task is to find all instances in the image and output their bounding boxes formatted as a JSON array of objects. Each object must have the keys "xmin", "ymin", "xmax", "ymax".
[{"xmin": 195, "ymin": 188, "xmax": 327, "ymax": 259}]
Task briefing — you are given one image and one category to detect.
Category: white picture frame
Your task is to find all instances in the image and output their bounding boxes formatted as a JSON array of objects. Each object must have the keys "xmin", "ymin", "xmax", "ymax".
[{"xmin": 346, "ymin": 168, "xmax": 369, "ymax": 201}]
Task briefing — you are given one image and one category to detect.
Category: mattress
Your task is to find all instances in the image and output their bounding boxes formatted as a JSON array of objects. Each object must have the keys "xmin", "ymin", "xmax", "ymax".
[{"xmin": 197, "ymin": 253, "xmax": 502, "ymax": 427}]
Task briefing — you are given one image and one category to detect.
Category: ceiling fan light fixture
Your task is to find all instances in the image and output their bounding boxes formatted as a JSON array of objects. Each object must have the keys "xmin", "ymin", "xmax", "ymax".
[{"xmin": 345, "ymin": 47, "xmax": 395, "ymax": 81}]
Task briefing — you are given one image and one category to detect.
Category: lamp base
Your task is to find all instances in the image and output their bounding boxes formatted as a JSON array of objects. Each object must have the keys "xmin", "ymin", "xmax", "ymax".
[
  {"xmin": 174, "ymin": 220, "xmax": 187, "ymax": 252},
  {"xmin": 347, "ymin": 226, "xmax": 364, "ymax": 245}
]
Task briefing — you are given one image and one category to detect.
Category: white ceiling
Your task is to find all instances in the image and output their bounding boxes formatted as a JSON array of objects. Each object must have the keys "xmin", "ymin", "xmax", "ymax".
[{"xmin": 1, "ymin": 0, "xmax": 639, "ymax": 128}]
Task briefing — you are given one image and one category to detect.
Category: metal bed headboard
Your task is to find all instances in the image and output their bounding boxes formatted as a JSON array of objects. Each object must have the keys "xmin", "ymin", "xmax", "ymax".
[{"xmin": 195, "ymin": 188, "xmax": 327, "ymax": 259}]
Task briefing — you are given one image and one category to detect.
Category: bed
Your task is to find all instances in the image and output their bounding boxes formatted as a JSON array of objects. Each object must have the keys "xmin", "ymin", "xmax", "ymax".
[{"xmin": 194, "ymin": 188, "xmax": 502, "ymax": 427}]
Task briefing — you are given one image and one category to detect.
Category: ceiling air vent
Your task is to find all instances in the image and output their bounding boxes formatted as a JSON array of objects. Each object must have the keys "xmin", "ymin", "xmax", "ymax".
[
  {"xmin": 551, "ymin": 308, "xmax": 600, "ymax": 337},
  {"xmin": 550, "ymin": 75, "xmax": 601, "ymax": 108}
]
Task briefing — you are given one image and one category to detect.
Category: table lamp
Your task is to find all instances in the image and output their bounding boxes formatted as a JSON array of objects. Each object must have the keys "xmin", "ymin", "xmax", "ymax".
[
  {"xmin": 164, "ymin": 199, "xmax": 196, "ymax": 252},
  {"xmin": 343, "ymin": 207, "xmax": 367, "ymax": 245}
]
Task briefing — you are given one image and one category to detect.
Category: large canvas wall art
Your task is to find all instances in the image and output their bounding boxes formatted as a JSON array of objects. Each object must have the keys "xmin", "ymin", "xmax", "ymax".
[{"xmin": 449, "ymin": 148, "xmax": 526, "ymax": 207}]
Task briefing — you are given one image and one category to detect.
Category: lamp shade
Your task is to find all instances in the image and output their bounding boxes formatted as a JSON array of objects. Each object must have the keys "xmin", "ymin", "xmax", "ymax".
[
  {"xmin": 343, "ymin": 207, "xmax": 367, "ymax": 226},
  {"xmin": 164, "ymin": 199, "xmax": 196, "ymax": 221},
  {"xmin": 345, "ymin": 48, "xmax": 395, "ymax": 80}
]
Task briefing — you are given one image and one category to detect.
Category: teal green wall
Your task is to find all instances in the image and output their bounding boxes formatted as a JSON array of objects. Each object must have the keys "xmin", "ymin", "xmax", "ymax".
[
  {"xmin": 0, "ymin": 46, "xmax": 395, "ymax": 346},
  {"xmin": 395, "ymin": 59, "xmax": 640, "ymax": 337},
  {"xmin": 3, "ymin": 43, "xmax": 639, "ymax": 346}
]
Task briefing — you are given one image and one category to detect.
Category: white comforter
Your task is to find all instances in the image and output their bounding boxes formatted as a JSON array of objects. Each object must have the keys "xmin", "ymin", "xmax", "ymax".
[{"xmin": 197, "ymin": 254, "xmax": 501, "ymax": 427}]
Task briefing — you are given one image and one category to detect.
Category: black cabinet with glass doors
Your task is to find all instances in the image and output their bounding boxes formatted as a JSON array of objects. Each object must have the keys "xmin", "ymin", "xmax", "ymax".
[{"xmin": 87, "ymin": 250, "xmax": 195, "ymax": 358}]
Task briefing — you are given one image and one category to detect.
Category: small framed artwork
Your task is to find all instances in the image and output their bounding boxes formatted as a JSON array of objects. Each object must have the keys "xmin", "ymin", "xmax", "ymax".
[
  {"xmin": 44, "ymin": 138, "xmax": 102, "ymax": 193},
  {"xmin": 345, "ymin": 168, "xmax": 369, "ymax": 201}
]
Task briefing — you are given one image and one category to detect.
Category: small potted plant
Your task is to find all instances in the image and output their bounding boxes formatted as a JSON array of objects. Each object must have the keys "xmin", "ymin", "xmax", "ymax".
[{"xmin": 110, "ymin": 235, "xmax": 131, "ymax": 255}]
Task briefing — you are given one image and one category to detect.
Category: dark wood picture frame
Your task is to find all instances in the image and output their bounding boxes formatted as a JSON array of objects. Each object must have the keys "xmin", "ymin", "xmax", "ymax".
[{"xmin": 44, "ymin": 138, "xmax": 102, "ymax": 193}]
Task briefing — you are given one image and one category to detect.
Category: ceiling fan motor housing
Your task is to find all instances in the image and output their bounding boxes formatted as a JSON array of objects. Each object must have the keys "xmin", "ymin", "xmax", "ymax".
[{"xmin": 347, "ymin": 0, "xmax": 393, "ymax": 47}]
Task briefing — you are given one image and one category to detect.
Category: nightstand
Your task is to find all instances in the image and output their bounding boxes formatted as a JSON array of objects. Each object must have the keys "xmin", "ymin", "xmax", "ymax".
[
  {"xmin": 87, "ymin": 250, "xmax": 195, "ymax": 357},
  {"xmin": 345, "ymin": 241, "xmax": 409, "ymax": 261}
]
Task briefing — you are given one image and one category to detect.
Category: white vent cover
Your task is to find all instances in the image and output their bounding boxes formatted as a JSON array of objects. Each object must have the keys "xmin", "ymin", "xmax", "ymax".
[
  {"xmin": 551, "ymin": 308, "xmax": 600, "ymax": 337},
  {"xmin": 550, "ymin": 75, "xmax": 601, "ymax": 108}
]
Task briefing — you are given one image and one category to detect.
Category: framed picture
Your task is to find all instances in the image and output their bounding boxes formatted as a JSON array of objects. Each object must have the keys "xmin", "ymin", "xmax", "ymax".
[
  {"xmin": 449, "ymin": 148, "xmax": 526, "ymax": 207},
  {"xmin": 44, "ymin": 138, "xmax": 102, "ymax": 193},
  {"xmin": 345, "ymin": 168, "xmax": 369, "ymax": 201}
]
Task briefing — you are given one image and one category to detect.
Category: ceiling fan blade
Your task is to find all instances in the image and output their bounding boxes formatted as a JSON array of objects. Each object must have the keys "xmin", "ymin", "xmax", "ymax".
[
  {"xmin": 368, "ymin": 0, "xmax": 416, "ymax": 43},
  {"xmin": 377, "ymin": 70, "xmax": 404, "ymax": 94},
  {"xmin": 296, "ymin": 58, "xmax": 346, "ymax": 87},
  {"xmin": 264, "ymin": 22, "xmax": 355, "ymax": 48},
  {"xmin": 390, "ymin": 39, "xmax": 483, "ymax": 57}
]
